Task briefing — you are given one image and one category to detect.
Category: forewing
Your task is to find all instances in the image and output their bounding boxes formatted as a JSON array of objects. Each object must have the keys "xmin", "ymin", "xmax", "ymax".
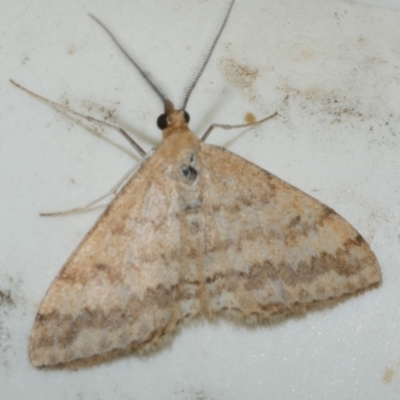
[
  {"xmin": 30, "ymin": 150, "xmax": 186, "ymax": 367},
  {"xmin": 200, "ymin": 144, "xmax": 381, "ymax": 323}
]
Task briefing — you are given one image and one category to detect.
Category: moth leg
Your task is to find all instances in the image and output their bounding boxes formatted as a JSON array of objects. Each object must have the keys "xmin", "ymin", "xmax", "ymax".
[
  {"xmin": 200, "ymin": 111, "xmax": 278, "ymax": 142},
  {"xmin": 40, "ymin": 161, "xmax": 143, "ymax": 216},
  {"xmin": 10, "ymin": 79, "xmax": 146, "ymax": 157}
]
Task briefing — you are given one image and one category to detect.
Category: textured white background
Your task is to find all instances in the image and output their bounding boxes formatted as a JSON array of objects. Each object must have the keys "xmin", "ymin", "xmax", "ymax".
[{"xmin": 1, "ymin": 0, "xmax": 400, "ymax": 398}]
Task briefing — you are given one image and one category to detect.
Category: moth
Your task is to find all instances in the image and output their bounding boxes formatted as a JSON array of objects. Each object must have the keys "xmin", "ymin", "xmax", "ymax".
[{"xmin": 12, "ymin": 0, "xmax": 381, "ymax": 368}]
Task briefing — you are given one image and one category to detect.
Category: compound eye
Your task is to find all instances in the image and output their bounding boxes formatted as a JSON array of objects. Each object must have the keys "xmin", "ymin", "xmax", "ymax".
[
  {"xmin": 157, "ymin": 113, "xmax": 168, "ymax": 130},
  {"xmin": 184, "ymin": 111, "xmax": 190, "ymax": 123}
]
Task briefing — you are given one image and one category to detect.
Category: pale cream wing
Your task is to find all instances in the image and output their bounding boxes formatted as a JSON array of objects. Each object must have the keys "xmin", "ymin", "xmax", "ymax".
[
  {"xmin": 29, "ymin": 149, "xmax": 190, "ymax": 368},
  {"xmin": 200, "ymin": 143, "xmax": 381, "ymax": 323}
]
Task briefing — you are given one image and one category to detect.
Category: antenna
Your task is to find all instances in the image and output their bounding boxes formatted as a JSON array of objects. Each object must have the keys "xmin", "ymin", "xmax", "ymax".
[
  {"xmin": 90, "ymin": 0, "xmax": 235, "ymax": 114},
  {"xmin": 181, "ymin": 0, "xmax": 234, "ymax": 111},
  {"xmin": 89, "ymin": 14, "xmax": 170, "ymax": 109}
]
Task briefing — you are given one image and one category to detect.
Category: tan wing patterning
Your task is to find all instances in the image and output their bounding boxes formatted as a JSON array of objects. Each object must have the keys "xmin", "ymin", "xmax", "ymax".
[{"xmin": 200, "ymin": 144, "xmax": 381, "ymax": 323}]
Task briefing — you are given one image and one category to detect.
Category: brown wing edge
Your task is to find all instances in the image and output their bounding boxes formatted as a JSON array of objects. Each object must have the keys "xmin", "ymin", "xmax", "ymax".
[{"xmin": 33, "ymin": 316, "xmax": 192, "ymax": 370}]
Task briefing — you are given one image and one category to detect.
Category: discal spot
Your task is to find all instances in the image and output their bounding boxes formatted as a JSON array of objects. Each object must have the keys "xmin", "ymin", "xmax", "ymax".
[{"xmin": 181, "ymin": 165, "xmax": 198, "ymax": 181}]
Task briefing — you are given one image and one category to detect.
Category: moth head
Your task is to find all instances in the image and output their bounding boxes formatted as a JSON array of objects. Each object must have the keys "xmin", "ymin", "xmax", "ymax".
[
  {"xmin": 157, "ymin": 99, "xmax": 191, "ymax": 138},
  {"xmin": 156, "ymin": 110, "xmax": 190, "ymax": 131}
]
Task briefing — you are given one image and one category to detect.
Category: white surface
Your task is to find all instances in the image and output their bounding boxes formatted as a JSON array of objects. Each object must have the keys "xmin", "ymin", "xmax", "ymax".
[{"xmin": 1, "ymin": 0, "xmax": 400, "ymax": 398}]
